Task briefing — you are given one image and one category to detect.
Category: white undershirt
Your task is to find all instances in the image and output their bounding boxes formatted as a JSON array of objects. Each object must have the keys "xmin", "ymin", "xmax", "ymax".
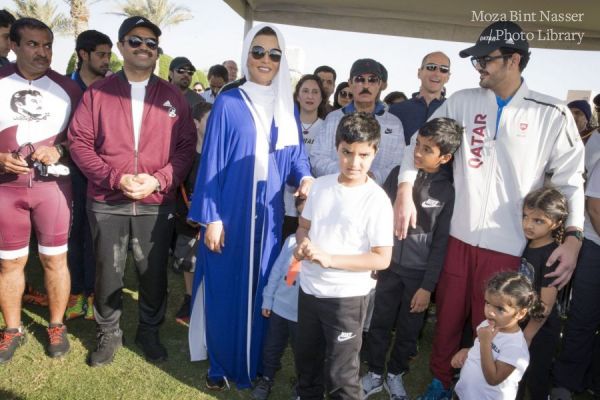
[{"xmin": 130, "ymin": 79, "xmax": 149, "ymax": 151}]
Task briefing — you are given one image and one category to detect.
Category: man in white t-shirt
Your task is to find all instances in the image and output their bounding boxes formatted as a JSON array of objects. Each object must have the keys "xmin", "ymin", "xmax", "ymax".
[{"xmin": 294, "ymin": 112, "xmax": 394, "ymax": 399}]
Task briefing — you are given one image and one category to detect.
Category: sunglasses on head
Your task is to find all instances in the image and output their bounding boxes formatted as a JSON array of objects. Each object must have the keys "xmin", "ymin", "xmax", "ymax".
[
  {"xmin": 470, "ymin": 54, "xmax": 511, "ymax": 69},
  {"xmin": 250, "ymin": 45, "xmax": 282, "ymax": 62},
  {"xmin": 423, "ymin": 63, "xmax": 450, "ymax": 74},
  {"xmin": 351, "ymin": 75, "xmax": 380, "ymax": 85},
  {"xmin": 339, "ymin": 90, "xmax": 353, "ymax": 99},
  {"xmin": 125, "ymin": 35, "xmax": 158, "ymax": 50},
  {"xmin": 176, "ymin": 68, "xmax": 194, "ymax": 76}
]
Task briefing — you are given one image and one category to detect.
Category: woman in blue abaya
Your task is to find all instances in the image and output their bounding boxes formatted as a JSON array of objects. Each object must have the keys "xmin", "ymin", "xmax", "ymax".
[{"xmin": 188, "ymin": 23, "xmax": 312, "ymax": 389}]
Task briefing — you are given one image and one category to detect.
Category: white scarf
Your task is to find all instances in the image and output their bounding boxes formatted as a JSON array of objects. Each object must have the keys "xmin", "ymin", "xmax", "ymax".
[{"xmin": 240, "ymin": 23, "xmax": 298, "ymax": 150}]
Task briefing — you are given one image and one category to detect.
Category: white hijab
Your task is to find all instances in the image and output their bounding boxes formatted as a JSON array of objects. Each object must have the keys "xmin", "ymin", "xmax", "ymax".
[{"xmin": 240, "ymin": 23, "xmax": 298, "ymax": 150}]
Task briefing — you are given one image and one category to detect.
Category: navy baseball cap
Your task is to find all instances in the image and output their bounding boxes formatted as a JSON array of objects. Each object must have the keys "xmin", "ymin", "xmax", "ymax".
[
  {"xmin": 118, "ymin": 16, "xmax": 161, "ymax": 41},
  {"xmin": 460, "ymin": 21, "xmax": 529, "ymax": 58}
]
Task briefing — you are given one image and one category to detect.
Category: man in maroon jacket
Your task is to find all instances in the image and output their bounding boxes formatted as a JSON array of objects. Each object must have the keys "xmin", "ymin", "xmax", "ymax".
[
  {"xmin": 0, "ymin": 18, "xmax": 82, "ymax": 364},
  {"xmin": 68, "ymin": 16, "xmax": 197, "ymax": 367}
]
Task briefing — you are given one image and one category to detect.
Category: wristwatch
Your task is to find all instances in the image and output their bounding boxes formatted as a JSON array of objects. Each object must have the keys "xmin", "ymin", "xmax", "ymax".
[
  {"xmin": 564, "ymin": 230, "xmax": 584, "ymax": 242},
  {"xmin": 55, "ymin": 144, "xmax": 66, "ymax": 158}
]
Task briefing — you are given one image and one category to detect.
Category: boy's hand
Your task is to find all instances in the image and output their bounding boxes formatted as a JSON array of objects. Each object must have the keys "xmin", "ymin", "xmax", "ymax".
[
  {"xmin": 394, "ymin": 182, "xmax": 417, "ymax": 240},
  {"xmin": 477, "ymin": 321, "xmax": 498, "ymax": 344},
  {"xmin": 451, "ymin": 348, "xmax": 469, "ymax": 369},
  {"xmin": 304, "ymin": 243, "xmax": 333, "ymax": 269},
  {"xmin": 295, "ymin": 177, "xmax": 313, "ymax": 199},
  {"xmin": 262, "ymin": 308, "xmax": 271, "ymax": 318},
  {"xmin": 294, "ymin": 237, "xmax": 311, "ymax": 260},
  {"xmin": 410, "ymin": 288, "xmax": 431, "ymax": 313}
]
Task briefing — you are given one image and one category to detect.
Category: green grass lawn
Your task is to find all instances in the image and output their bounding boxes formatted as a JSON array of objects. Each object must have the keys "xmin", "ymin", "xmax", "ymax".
[{"xmin": 0, "ymin": 252, "xmax": 594, "ymax": 399}]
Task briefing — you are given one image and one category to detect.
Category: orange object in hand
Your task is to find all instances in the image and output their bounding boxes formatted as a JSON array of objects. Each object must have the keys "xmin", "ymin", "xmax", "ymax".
[{"xmin": 285, "ymin": 257, "xmax": 301, "ymax": 286}]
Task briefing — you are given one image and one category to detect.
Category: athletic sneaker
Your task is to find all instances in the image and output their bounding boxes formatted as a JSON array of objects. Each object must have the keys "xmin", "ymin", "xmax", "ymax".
[
  {"xmin": 175, "ymin": 294, "xmax": 191, "ymax": 326},
  {"xmin": 251, "ymin": 376, "xmax": 274, "ymax": 400},
  {"xmin": 361, "ymin": 371, "xmax": 384, "ymax": 399},
  {"xmin": 84, "ymin": 295, "xmax": 95, "ymax": 320},
  {"xmin": 135, "ymin": 329, "xmax": 167, "ymax": 362},
  {"xmin": 385, "ymin": 373, "xmax": 408, "ymax": 400},
  {"xmin": 416, "ymin": 378, "xmax": 453, "ymax": 400},
  {"xmin": 0, "ymin": 326, "xmax": 26, "ymax": 364},
  {"xmin": 206, "ymin": 374, "xmax": 228, "ymax": 390},
  {"xmin": 65, "ymin": 294, "xmax": 86, "ymax": 320},
  {"xmin": 89, "ymin": 329, "xmax": 123, "ymax": 367},
  {"xmin": 46, "ymin": 323, "xmax": 70, "ymax": 358},
  {"xmin": 22, "ymin": 283, "xmax": 48, "ymax": 307}
]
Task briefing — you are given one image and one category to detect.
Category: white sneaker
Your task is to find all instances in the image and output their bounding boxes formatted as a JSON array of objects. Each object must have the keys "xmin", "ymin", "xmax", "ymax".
[
  {"xmin": 361, "ymin": 371, "xmax": 384, "ymax": 399},
  {"xmin": 385, "ymin": 373, "xmax": 408, "ymax": 400}
]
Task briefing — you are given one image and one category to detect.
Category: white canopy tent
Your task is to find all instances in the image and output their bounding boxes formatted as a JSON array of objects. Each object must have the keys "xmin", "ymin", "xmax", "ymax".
[{"xmin": 223, "ymin": 0, "xmax": 600, "ymax": 51}]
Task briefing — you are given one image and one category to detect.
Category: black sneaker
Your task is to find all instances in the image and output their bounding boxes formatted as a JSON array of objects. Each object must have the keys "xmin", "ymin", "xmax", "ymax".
[
  {"xmin": 135, "ymin": 329, "xmax": 167, "ymax": 362},
  {"xmin": 251, "ymin": 376, "xmax": 274, "ymax": 400},
  {"xmin": 206, "ymin": 373, "xmax": 228, "ymax": 390},
  {"xmin": 46, "ymin": 323, "xmax": 70, "ymax": 358},
  {"xmin": 88, "ymin": 328, "xmax": 123, "ymax": 367},
  {"xmin": 175, "ymin": 295, "xmax": 191, "ymax": 326},
  {"xmin": 0, "ymin": 326, "xmax": 26, "ymax": 364}
]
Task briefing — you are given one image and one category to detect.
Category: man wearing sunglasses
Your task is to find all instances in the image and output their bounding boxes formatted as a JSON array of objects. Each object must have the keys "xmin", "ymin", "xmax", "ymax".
[
  {"xmin": 69, "ymin": 16, "xmax": 197, "ymax": 368},
  {"xmin": 168, "ymin": 56, "xmax": 204, "ymax": 108},
  {"xmin": 394, "ymin": 21, "xmax": 584, "ymax": 400},
  {"xmin": 201, "ymin": 64, "xmax": 228, "ymax": 104},
  {"xmin": 311, "ymin": 58, "xmax": 405, "ymax": 186},
  {"xmin": 389, "ymin": 51, "xmax": 450, "ymax": 145}
]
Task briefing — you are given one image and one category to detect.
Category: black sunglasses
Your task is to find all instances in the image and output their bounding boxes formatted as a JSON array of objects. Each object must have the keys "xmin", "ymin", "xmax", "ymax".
[
  {"xmin": 250, "ymin": 45, "xmax": 282, "ymax": 62},
  {"xmin": 351, "ymin": 75, "xmax": 380, "ymax": 85},
  {"xmin": 423, "ymin": 63, "xmax": 450, "ymax": 74},
  {"xmin": 470, "ymin": 54, "xmax": 511, "ymax": 69},
  {"xmin": 176, "ymin": 68, "xmax": 194, "ymax": 76},
  {"xmin": 125, "ymin": 35, "xmax": 158, "ymax": 50},
  {"xmin": 339, "ymin": 90, "xmax": 353, "ymax": 99}
]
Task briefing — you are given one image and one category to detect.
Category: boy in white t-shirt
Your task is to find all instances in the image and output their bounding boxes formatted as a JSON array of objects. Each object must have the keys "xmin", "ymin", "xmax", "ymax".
[{"xmin": 294, "ymin": 112, "xmax": 394, "ymax": 399}]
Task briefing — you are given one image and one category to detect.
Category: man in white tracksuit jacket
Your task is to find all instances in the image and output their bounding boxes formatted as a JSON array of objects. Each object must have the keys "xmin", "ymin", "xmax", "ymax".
[{"xmin": 394, "ymin": 20, "xmax": 585, "ymax": 398}]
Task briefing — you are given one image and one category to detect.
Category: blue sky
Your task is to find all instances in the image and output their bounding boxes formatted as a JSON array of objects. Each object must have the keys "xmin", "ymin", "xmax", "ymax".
[{"xmin": 2, "ymin": 0, "xmax": 598, "ymax": 101}]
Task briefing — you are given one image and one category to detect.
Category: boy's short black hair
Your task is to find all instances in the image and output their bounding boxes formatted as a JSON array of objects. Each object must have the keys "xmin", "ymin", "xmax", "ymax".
[
  {"xmin": 191, "ymin": 102, "xmax": 212, "ymax": 121},
  {"xmin": 75, "ymin": 30, "xmax": 112, "ymax": 70},
  {"xmin": 418, "ymin": 117, "xmax": 463, "ymax": 155},
  {"xmin": 335, "ymin": 112, "xmax": 381, "ymax": 150},
  {"xmin": 208, "ymin": 64, "xmax": 229, "ymax": 81},
  {"xmin": 0, "ymin": 10, "xmax": 16, "ymax": 29}
]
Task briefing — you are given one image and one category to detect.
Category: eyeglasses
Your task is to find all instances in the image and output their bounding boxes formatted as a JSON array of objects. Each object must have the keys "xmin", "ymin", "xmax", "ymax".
[
  {"xmin": 249, "ymin": 45, "xmax": 282, "ymax": 62},
  {"xmin": 125, "ymin": 35, "xmax": 158, "ymax": 50},
  {"xmin": 194, "ymin": 88, "xmax": 203, "ymax": 93},
  {"xmin": 176, "ymin": 68, "xmax": 194, "ymax": 76},
  {"xmin": 351, "ymin": 75, "xmax": 380, "ymax": 85},
  {"xmin": 339, "ymin": 90, "xmax": 353, "ymax": 99},
  {"xmin": 470, "ymin": 54, "xmax": 511, "ymax": 69},
  {"xmin": 423, "ymin": 63, "xmax": 450, "ymax": 74}
]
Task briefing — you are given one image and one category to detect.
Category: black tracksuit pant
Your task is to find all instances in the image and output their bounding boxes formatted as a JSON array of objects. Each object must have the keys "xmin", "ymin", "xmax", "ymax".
[
  {"xmin": 367, "ymin": 267, "xmax": 427, "ymax": 375},
  {"xmin": 296, "ymin": 289, "xmax": 367, "ymax": 400},
  {"xmin": 88, "ymin": 211, "xmax": 174, "ymax": 332}
]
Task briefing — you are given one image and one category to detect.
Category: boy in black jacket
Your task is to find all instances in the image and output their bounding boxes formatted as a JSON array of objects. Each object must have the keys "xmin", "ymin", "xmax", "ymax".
[{"xmin": 361, "ymin": 117, "xmax": 463, "ymax": 399}]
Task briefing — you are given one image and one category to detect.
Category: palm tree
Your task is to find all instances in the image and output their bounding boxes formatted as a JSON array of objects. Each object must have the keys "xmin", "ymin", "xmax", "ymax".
[
  {"xmin": 12, "ymin": 0, "xmax": 71, "ymax": 34},
  {"xmin": 67, "ymin": 0, "xmax": 89, "ymax": 38},
  {"xmin": 111, "ymin": 0, "xmax": 192, "ymax": 29}
]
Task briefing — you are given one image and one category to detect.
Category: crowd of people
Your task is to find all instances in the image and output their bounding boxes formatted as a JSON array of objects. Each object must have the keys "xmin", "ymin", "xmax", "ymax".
[{"xmin": 0, "ymin": 9, "xmax": 598, "ymax": 400}]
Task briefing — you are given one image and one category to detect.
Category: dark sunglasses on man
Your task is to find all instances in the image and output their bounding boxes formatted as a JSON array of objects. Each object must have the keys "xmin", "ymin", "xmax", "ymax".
[
  {"xmin": 470, "ymin": 54, "xmax": 512, "ymax": 69},
  {"xmin": 339, "ymin": 90, "xmax": 353, "ymax": 99},
  {"xmin": 423, "ymin": 63, "xmax": 450, "ymax": 74},
  {"xmin": 176, "ymin": 68, "xmax": 194, "ymax": 76},
  {"xmin": 351, "ymin": 75, "xmax": 380, "ymax": 85},
  {"xmin": 125, "ymin": 35, "xmax": 158, "ymax": 50},
  {"xmin": 250, "ymin": 45, "xmax": 282, "ymax": 62}
]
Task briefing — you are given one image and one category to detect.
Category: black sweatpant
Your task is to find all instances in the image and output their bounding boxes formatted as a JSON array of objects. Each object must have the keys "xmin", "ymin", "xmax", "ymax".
[
  {"xmin": 367, "ymin": 268, "xmax": 426, "ymax": 375},
  {"xmin": 295, "ymin": 289, "xmax": 367, "ymax": 400},
  {"xmin": 88, "ymin": 211, "xmax": 174, "ymax": 332},
  {"xmin": 516, "ymin": 310, "xmax": 561, "ymax": 400},
  {"xmin": 262, "ymin": 311, "xmax": 297, "ymax": 380}
]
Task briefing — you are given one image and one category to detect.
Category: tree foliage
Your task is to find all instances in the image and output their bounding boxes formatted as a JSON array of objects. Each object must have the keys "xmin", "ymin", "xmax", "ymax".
[
  {"xmin": 110, "ymin": 0, "xmax": 192, "ymax": 29},
  {"xmin": 12, "ymin": 0, "xmax": 71, "ymax": 34}
]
